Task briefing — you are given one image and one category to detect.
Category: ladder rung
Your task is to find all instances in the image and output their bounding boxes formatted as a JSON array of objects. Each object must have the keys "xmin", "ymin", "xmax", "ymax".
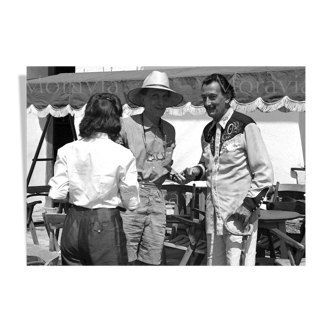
[{"xmin": 32, "ymin": 158, "xmax": 55, "ymax": 161}]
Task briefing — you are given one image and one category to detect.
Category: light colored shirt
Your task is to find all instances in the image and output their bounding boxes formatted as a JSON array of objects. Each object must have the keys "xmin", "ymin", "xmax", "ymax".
[
  {"xmin": 48, "ymin": 133, "xmax": 139, "ymax": 210},
  {"xmin": 196, "ymin": 107, "xmax": 274, "ymax": 235},
  {"xmin": 118, "ymin": 114, "xmax": 176, "ymax": 188}
]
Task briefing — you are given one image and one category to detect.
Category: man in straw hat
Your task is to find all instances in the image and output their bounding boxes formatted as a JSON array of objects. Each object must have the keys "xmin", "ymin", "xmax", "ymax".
[
  {"xmin": 178, "ymin": 73, "xmax": 273, "ymax": 266},
  {"xmin": 117, "ymin": 71, "xmax": 183, "ymax": 265}
]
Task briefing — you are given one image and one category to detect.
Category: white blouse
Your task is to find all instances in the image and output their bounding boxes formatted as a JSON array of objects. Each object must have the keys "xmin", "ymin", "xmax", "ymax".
[{"xmin": 48, "ymin": 133, "xmax": 139, "ymax": 210}]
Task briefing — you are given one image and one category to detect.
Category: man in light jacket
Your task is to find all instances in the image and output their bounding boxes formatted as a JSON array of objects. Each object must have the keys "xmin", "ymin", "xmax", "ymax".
[{"xmin": 179, "ymin": 73, "xmax": 274, "ymax": 265}]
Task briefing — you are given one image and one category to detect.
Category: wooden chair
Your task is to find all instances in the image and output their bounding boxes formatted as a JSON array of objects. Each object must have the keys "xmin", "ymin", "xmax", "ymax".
[
  {"xmin": 27, "ymin": 186, "xmax": 50, "ymax": 237},
  {"xmin": 257, "ymin": 182, "xmax": 305, "ymax": 259},
  {"xmin": 267, "ymin": 182, "xmax": 305, "ymax": 213},
  {"xmin": 162, "ymin": 183, "xmax": 195, "ymax": 239},
  {"xmin": 270, "ymin": 228, "xmax": 305, "ymax": 265},
  {"xmin": 162, "ymin": 183, "xmax": 194, "ymax": 213},
  {"xmin": 27, "ymin": 200, "xmax": 42, "ymax": 245},
  {"xmin": 162, "ymin": 182, "xmax": 206, "ymax": 239},
  {"xmin": 42, "ymin": 212, "xmax": 66, "ymax": 252},
  {"xmin": 163, "ymin": 184, "xmax": 207, "ymax": 265}
]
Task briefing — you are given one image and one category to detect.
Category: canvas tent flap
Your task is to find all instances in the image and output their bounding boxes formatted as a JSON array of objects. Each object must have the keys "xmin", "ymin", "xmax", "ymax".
[{"xmin": 27, "ymin": 67, "xmax": 305, "ymax": 117}]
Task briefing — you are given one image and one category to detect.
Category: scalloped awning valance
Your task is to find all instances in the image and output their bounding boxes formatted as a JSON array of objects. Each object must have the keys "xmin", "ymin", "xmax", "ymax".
[{"xmin": 27, "ymin": 66, "xmax": 305, "ymax": 116}]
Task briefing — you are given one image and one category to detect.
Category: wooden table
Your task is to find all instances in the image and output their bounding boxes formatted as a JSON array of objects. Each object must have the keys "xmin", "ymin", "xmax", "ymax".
[{"xmin": 258, "ymin": 210, "xmax": 304, "ymax": 258}]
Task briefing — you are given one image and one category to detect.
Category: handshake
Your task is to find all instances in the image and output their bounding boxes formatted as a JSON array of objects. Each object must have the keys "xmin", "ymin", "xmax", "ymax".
[{"xmin": 170, "ymin": 166, "xmax": 201, "ymax": 184}]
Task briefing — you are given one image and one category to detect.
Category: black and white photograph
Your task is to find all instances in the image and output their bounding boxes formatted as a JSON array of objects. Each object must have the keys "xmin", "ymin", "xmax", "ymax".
[{"xmin": 26, "ymin": 66, "xmax": 306, "ymax": 267}]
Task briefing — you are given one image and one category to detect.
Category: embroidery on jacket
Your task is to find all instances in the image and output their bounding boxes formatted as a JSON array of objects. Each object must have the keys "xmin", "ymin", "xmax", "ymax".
[
  {"xmin": 215, "ymin": 120, "xmax": 243, "ymax": 155},
  {"xmin": 203, "ymin": 119, "xmax": 244, "ymax": 156},
  {"xmin": 221, "ymin": 121, "xmax": 244, "ymax": 146}
]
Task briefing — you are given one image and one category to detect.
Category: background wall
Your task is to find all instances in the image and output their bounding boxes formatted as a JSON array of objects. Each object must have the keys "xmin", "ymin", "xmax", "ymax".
[
  {"xmin": 163, "ymin": 109, "xmax": 305, "ymax": 184},
  {"xmin": 76, "ymin": 109, "xmax": 305, "ymax": 185}
]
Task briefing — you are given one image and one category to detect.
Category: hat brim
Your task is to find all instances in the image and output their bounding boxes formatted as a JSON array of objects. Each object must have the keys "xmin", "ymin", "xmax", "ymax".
[{"xmin": 128, "ymin": 86, "xmax": 183, "ymax": 107}]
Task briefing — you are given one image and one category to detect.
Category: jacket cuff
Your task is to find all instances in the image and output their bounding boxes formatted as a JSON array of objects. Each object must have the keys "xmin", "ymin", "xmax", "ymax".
[
  {"xmin": 242, "ymin": 188, "xmax": 269, "ymax": 212},
  {"xmin": 48, "ymin": 187, "xmax": 68, "ymax": 201}
]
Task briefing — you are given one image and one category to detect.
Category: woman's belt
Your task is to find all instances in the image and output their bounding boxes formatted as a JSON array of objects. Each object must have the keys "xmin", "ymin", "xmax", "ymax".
[{"xmin": 72, "ymin": 204, "xmax": 126, "ymax": 212}]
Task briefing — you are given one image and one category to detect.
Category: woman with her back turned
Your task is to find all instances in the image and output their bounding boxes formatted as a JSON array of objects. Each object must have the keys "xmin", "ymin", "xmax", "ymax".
[{"xmin": 48, "ymin": 93, "xmax": 139, "ymax": 265}]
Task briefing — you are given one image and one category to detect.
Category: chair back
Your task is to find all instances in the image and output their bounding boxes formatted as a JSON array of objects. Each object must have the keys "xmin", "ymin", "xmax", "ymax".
[
  {"xmin": 162, "ymin": 183, "xmax": 194, "ymax": 215},
  {"xmin": 274, "ymin": 182, "xmax": 305, "ymax": 200},
  {"xmin": 268, "ymin": 182, "xmax": 305, "ymax": 212},
  {"xmin": 269, "ymin": 197, "xmax": 297, "ymax": 211},
  {"xmin": 43, "ymin": 212, "xmax": 66, "ymax": 226},
  {"xmin": 42, "ymin": 212, "xmax": 66, "ymax": 252}
]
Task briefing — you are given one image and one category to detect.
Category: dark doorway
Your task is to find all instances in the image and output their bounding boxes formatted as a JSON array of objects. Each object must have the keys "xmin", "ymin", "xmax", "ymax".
[
  {"xmin": 48, "ymin": 66, "xmax": 75, "ymax": 76},
  {"xmin": 53, "ymin": 115, "xmax": 75, "ymax": 159},
  {"xmin": 51, "ymin": 67, "xmax": 76, "ymax": 158}
]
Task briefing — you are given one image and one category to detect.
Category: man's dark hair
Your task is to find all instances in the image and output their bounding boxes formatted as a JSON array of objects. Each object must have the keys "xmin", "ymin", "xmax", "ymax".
[
  {"xmin": 79, "ymin": 93, "xmax": 123, "ymax": 140},
  {"xmin": 202, "ymin": 74, "xmax": 235, "ymax": 100}
]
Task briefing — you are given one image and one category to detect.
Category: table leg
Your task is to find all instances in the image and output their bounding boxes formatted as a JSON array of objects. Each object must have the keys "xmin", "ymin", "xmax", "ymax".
[
  {"xmin": 267, "ymin": 231, "xmax": 276, "ymax": 258},
  {"xmin": 278, "ymin": 223, "xmax": 288, "ymax": 259}
]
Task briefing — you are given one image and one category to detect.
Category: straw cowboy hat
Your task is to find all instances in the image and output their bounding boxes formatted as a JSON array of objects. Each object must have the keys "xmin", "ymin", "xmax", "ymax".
[{"xmin": 127, "ymin": 71, "xmax": 183, "ymax": 107}]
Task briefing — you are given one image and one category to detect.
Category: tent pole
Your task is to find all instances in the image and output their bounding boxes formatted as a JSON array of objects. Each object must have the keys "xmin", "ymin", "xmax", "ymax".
[{"xmin": 27, "ymin": 114, "xmax": 52, "ymax": 187}]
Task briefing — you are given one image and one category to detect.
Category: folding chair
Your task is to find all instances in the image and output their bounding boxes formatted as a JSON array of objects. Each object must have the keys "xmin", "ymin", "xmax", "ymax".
[
  {"xmin": 257, "ymin": 182, "xmax": 305, "ymax": 260},
  {"xmin": 163, "ymin": 184, "xmax": 207, "ymax": 265},
  {"xmin": 270, "ymin": 228, "xmax": 305, "ymax": 265},
  {"xmin": 42, "ymin": 212, "xmax": 66, "ymax": 252}
]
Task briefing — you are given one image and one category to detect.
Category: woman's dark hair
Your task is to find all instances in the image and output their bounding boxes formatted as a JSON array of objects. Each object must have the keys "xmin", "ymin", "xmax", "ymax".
[
  {"xmin": 79, "ymin": 93, "xmax": 123, "ymax": 140},
  {"xmin": 202, "ymin": 74, "xmax": 235, "ymax": 100}
]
